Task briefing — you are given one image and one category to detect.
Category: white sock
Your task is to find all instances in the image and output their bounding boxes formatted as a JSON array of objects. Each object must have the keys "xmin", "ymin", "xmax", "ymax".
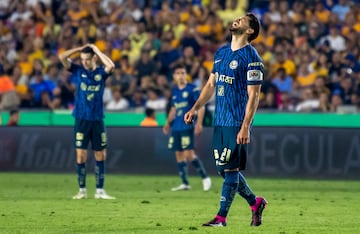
[
  {"xmin": 96, "ymin": 188, "xmax": 104, "ymax": 193},
  {"xmin": 80, "ymin": 188, "xmax": 86, "ymax": 193}
]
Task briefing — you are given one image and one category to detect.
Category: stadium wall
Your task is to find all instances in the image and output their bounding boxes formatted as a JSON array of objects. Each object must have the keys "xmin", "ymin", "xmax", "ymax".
[{"xmin": 0, "ymin": 126, "xmax": 359, "ymax": 179}]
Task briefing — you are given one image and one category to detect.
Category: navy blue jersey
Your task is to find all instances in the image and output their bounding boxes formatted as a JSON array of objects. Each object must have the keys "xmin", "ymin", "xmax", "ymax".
[
  {"xmin": 69, "ymin": 63, "xmax": 110, "ymax": 121},
  {"xmin": 171, "ymin": 83, "xmax": 200, "ymax": 131},
  {"xmin": 211, "ymin": 44, "xmax": 264, "ymax": 127}
]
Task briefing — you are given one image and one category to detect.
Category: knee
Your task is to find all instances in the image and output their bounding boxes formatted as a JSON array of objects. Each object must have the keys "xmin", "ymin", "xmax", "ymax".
[
  {"xmin": 76, "ymin": 150, "xmax": 87, "ymax": 164},
  {"xmin": 94, "ymin": 150, "xmax": 106, "ymax": 161}
]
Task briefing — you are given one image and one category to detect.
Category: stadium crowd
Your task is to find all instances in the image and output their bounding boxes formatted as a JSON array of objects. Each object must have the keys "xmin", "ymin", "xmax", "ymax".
[{"xmin": 0, "ymin": 0, "xmax": 359, "ymax": 114}]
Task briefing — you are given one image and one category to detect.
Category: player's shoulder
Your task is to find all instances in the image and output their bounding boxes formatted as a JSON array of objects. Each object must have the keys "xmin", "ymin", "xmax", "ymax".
[
  {"xmin": 245, "ymin": 44, "xmax": 261, "ymax": 58},
  {"xmin": 70, "ymin": 62, "xmax": 82, "ymax": 71},
  {"xmin": 187, "ymin": 83, "xmax": 200, "ymax": 92},
  {"xmin": 93, "ymin": 66, "xmax": 106, "ymax": 73}
]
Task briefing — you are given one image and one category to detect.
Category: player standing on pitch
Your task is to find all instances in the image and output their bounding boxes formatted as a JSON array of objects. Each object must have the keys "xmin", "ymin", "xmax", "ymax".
[
  {"xmin": 59, "ymin": 44, "xmax": 115, "ymax": 199},
  {"xmin": 163, "ymin": 64, "xmax": 211, "ymax": 192},
  {"xmin": 184, "ymin": 13, "xmax": 267, "ymax": 227}
]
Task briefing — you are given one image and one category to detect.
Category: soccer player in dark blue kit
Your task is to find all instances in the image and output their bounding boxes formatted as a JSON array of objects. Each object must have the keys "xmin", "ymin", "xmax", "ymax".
[
  {"xmin": 59, "ymin": 44, "xmax": 115, "ymax": 199},
  {"xmin": 184, "ymin": 13, "xmax": 267, "ymax": 227},
  {"xmin": 163, "ymin": 64, "xmax": 211, "ymax": 192}
]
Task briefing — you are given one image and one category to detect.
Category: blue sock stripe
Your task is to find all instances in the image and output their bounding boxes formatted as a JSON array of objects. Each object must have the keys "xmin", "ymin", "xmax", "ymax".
[
  {"xmin": 191, "ymin": 158, "xmax": 207, "ymax": 179},
  {"xmin": 95, "ymin": 160, "xmax": 105, "ymax": 189},
  {"xmin": 77, "ymin": 163, "xmax": 86, "ymax": 188},
  {"xmin": 177, "ymin": 161, "xmax": 189, "ymax": 185},
  {"xmin": 238, "ymin": 172, "xmax": 256, "ymax": 205},
  {"xmin": 218, "ymin": 171, "xmax": 239, "ymax": 217}
]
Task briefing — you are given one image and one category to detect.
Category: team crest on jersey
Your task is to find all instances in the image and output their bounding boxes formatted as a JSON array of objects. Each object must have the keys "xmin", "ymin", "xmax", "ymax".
[
  {"xmin": 229, "ymin": 60, "xmax": 238, "ymax": 69},
  {"xmin": 94, "ymin": 74, "xmax": 102, "ymax": 81},
  {"xmin": 80, "ymin": 82, "xmax": 87, "ymax": 91},
  {"xmin": 182, "ymin": 91, "xmax": 188, "ymax": 98}
]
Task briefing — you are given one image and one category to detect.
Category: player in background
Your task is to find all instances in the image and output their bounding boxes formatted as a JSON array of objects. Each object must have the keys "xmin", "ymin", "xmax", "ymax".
[
  {"xmin": 59, "ymin": 44, "xmax": 115, "ymax": 199},
  {"xmin": 163, "ymin": 64, "xmax": 211, "ymax": 191},
  {"xmin": 184, "ymin": 13, "xmax": 267, "ymax": 227}
]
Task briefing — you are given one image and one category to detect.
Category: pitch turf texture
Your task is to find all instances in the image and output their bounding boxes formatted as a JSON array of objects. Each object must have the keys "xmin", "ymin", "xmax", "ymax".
[{"xmin": 0, "ymin": 173, "xmax": 359, "ymax": 234}]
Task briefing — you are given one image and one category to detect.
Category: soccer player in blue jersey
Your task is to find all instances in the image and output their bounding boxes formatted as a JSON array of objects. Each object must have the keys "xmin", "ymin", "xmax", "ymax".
[
  {"xmin": 59, "ymin": 44, "xmax": 115, "ymax": 199},
  {"xmin": 184, "ymin": 13, "xmax": 267, "ymax": 227},
  {"xmin": 163, "ymin": 64, "xmax": 211, "ymax": 192}
]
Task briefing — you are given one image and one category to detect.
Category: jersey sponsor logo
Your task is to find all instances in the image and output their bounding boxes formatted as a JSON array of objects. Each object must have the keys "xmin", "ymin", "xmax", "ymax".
[
  {"xmin": 215, "ymin": 72, "xmax": 235, "ymax": 85},
  {"xmin": 247, "ymin": 70, "xmax": 263, "ymax": 81},
  {"xmin": 174, "ymin": 101, "xmax": 188, "ymax": 109},
  {"xmin": 214, "ymin": 59, "xmax": 222, "ymax": 64},
  {"xmin": 247, "ymin": 62, "xmax": 264, "ymax": 67},
  {"xmin": 80, "ymin": 82, "xmax": 101, "ymax": 92},
  {"xmin": 182, "ymin": 91, "xmax": 188, "ymax": 98},
  {"xmin": 81, "ymin": 74, "xmax": 87, "ymax": 78},
  {"xmin": 229, "ymin": 60, "xmax": 238, "ymax": 69},
  {"xmin": 94, "ymin": 74, "xmax": 102, "ymax": 81}
]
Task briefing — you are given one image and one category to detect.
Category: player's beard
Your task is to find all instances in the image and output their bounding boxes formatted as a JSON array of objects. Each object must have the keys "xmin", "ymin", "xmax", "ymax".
[{"xmin": 229, "ymin": 26, "xmax": 246, "ymax": 35}]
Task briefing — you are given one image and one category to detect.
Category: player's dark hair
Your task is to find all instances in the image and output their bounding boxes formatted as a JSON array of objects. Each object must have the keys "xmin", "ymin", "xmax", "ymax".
[
  {"xmin": 145, "ymin": 108, "xmax": 155, "ymax": 117},
  {"xmin": 10, "ymin": 109, "xmax": 19, "ymax": 116},
  {"xmin": 246, "ymin": 12, "xmax": 260, "ymax": 42},
  {"xmin": 172, "ymin": 63, "xmax": 186, "ymax": 73},
  {"xmin": 81, "ymin": 46, "xmax": 95, "ymax": 55}
]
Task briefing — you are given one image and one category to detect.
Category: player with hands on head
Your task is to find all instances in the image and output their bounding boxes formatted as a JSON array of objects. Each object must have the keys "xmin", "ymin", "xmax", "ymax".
[
  {"xmin": 59, "ymin": 43, "xmax": 115, "ymax": 199},
  {"xmin": 184, "ymin": 12, "xmax": 267, "ymax": 227},
  {"xmin": 163, "ymin": 63, "xmax": 211, "ymax": 192}
]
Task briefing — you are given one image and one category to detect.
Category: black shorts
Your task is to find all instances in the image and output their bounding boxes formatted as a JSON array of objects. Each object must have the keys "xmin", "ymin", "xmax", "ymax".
[
  {"xmin": 168, "ymin": 129, "xmax": 195, "ymax": 151},
  {"xmin": 213, "ymin": 126, "xmax": 248, "ymax": 173},
  {"xmin": 74, "ymin": 119, "xmax": 107, "ymax": 151}
]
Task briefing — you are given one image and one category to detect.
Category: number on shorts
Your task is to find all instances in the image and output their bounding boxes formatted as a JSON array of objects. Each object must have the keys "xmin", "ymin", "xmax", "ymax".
[
  {"xmin": 181, "ymin": 136, "xmax": 190, "ymax": 149},
  {"xmin": 214, "ymin": 148, "xmax": 231, "ymax": 163}
]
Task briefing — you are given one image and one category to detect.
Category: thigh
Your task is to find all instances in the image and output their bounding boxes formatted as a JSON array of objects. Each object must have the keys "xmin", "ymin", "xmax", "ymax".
[
  {"xmin": 90, "ymin": 120, "xmax": 107, "ymax": 151},
  {"xmin": 74, "ymin": 119, "xmax": 91, "ymax": 149},
  {"xmin": 213, "ymin": 126, "xmax": 247, "ymax": 172}
]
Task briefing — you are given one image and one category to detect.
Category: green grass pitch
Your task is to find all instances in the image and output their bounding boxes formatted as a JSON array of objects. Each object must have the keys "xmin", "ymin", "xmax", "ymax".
[{"xmin": 0, "ymin": 173, "xmax": 359, "ymax": 234}]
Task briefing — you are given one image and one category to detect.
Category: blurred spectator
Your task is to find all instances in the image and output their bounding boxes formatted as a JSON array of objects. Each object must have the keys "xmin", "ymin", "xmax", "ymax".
[
  {"xmin": 140, "ymin": 107, "xmax": 158, "ymax": 126},
  {"xmin": 134, "ymin": 49, "xmax": 157, "ymax": 79},
  {"xmin": 296, "ymin": 63, "xmax": 317, "ymax": 88},
  {"xmin": 145, "ymin": 87, "xmax": 166, "ymax": 111},
  {"xmin": 295, "ymin": 88, "xmax": 320, "ymax": 112},
  {"xmin": 129, "ymin": 88, "xmax": 146, "ymax": 110},
  {"xmin": 110, "ymin": 63, "xmax": 136, "ymax": 99},
  {"xmin": 56, "ymin": 70, "xmax": 75, "ymax": 109},
  {"xmin": 271, "ymin": 67, "xmax": 293, "ymax": 93},
  {"xmin": 332, "ymin": 0, "xmax": 351, "ymax": 22},
  {"xmin": 317, "ymin": 89, "xmax": 331, "ymax": 112},
  {"xmin": 278, "ymin": 92, "xmax": 295, "ymax": 111},
  {"xmin": 330, "ymin": 90, "xmax": 344, "ymax": 112},
  {"xmin": 7, "ymin": 109, "xmax": 19, "ymax": 126},
  {"xmin": 0, "ymin": 65, "xmax": 20, "ymax": 110},
  {"xmin": 28, "ymin": 70, "xmax": 57, "ymax": 109},
  {"xmin": 320, "ymin": 25, "xmax": 346, "ymax": 52},
  {"xmin": 105, "ymin": 88, "xmax": 129, "ymax": 111},
  {"xmin": 271, "ymin": 51, "xmax": 296, "ymax": 78},
  {"xmin": 260, "ymin": 90, "xmax": 278, "ymax": 110}
]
